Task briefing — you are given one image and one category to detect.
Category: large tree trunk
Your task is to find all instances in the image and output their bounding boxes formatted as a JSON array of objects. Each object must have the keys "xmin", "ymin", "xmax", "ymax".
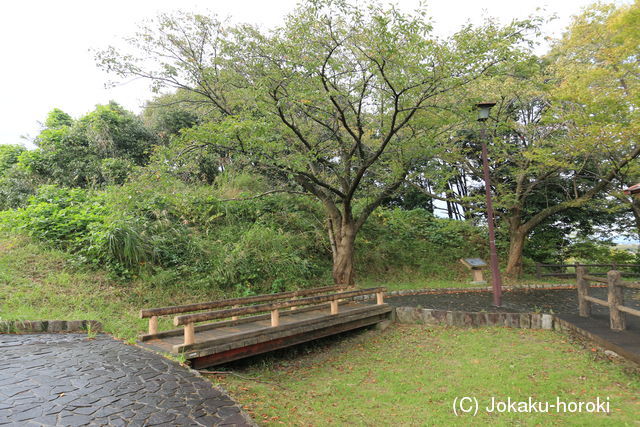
[
  {"xmin": 505, "ymin": 227, "xmax": 526, "ymax": 278},
  {"xmin": 327, "ymin": 215, "xmax": 356, "ymax": 286},
  {"xmin": 504, "ymin": 214, "xmax": 527, "ymax": 278}
]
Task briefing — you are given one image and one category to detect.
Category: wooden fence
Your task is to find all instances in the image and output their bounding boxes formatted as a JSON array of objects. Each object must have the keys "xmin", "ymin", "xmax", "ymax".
[
  {"xmin": 536, "ymin": 263, "xmax": 640, "ymax": 279},
  {"xmin": 576, "ymin": 267, "xmax": 640, "ymax": 331}
]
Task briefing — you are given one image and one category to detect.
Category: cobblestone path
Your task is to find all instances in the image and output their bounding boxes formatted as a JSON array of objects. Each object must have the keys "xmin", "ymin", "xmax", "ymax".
[{"xmin": 0, "ymin": 334, "xmax": 254, "ymax": 426}]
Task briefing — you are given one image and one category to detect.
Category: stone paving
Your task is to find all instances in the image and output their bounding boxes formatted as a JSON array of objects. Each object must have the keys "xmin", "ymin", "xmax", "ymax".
[{"xmin": 0, "ymin": 334, "xmax": 255, "ymax": 426}]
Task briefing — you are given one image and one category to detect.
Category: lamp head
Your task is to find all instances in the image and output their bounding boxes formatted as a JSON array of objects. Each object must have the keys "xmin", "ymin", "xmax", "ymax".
[{"xmin": 475, "ymin": 102, "xmax": 496, "ymax": 122}]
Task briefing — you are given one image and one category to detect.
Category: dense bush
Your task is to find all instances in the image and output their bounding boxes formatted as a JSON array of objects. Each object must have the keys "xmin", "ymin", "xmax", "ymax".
[
  {"xmin": 0, "ymin": 145, "xmax": 26, "ymax": 176},
  {"xmin": 0, "ymin": 186, "xmax": 108, "ymax": 254},
  {"xmin": 0, "ymin": 164, "xmax": 38, "ymax": 210},
  {"xmin": 564, "ymin": 238, "xmax": 637, "ymax": 265},
  {"xmin": 357, "ymin": 208, "xmax": 487, "ymax": 280},
  {"xmin": 0, "ymin": 173, "xmax": 494, "ymax": 292}
]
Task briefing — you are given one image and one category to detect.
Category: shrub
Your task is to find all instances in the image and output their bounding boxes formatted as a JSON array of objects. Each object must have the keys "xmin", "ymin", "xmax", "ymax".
[
  {"xmin": 213, "ymin": 224, "xmax": 319, "ymax": 292},
  {"xmin": 357, "ymin": 208, "xmax": 486, "ymax": 280},
  {"xmin": 0, "ymin": 186, "xmax": 108, "ymax": 254},
  {"xmin": 0, "ymin": 164, "xmax": 38, "ymax": 210}
]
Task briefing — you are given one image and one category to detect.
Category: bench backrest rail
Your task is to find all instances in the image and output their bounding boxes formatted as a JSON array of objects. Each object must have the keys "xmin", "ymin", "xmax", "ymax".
[{"xmin": 175, "ymin": 287, "xmax": 386, "ymax": 346}]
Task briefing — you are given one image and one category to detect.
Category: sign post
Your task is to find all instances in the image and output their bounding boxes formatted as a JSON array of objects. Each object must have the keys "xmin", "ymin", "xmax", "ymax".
[{"xmin": 460, "ymin": 258, "xmax": 488, "ymax": 285}]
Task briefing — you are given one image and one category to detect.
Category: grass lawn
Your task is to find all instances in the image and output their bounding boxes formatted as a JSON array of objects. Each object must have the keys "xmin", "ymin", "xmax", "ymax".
[{"xmin": 213, "ymin": 325, "xmax": 640, "ymax": 426}]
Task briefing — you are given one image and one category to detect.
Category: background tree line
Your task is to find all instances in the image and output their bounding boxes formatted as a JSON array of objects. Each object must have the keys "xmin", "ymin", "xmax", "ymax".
[{"xmin": 0, "ymin": 0, "xmax": 638, "ymax": 291}]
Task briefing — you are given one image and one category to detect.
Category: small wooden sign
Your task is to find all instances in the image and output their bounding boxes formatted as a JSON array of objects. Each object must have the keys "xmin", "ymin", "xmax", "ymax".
[
  {"xmin": 460, "ymin": 258, "xmax": 487, "ymax": 284},
  {"xmin": 460, "ymin": 258, "xmax": 487, "ymax": 269}
]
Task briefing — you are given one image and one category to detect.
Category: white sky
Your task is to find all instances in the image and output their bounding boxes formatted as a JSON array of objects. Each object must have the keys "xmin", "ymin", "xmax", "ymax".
[{"xmin": 0, "ymin": 0, "xmax": 628, "ymax": 147}]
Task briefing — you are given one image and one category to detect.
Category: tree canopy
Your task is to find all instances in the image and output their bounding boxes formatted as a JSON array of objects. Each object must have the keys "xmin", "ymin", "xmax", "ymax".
[{"xmin": 97, "ymin": 0, "xmax": 539, "ymax": 284}]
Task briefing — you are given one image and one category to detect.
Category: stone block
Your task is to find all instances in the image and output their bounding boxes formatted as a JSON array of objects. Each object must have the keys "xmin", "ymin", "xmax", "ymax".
[
  {"xmin": 486, "ymin": 312, "xmax": 501, "ymax": 326},
  {"xmin": 47, "ymin": 320, "xmax": 66, "ymax": 332},
  {"xmin": 541, "ymin": 314, "xmax": 553, "ymax": 330},
  {"xmin": 530, "ymin": 313, "xmax": 542, "ymax": 329},
  {"xmin": 19, "ymin": 321, "xmax": 44, "ymax": 332},
  {"xmin": 475, "ymin": 313, "xmax": 488, "ymax": 327},
  {"xmin": 395, "ymin": 307, "xmax": 420, "ymax": 324},
  {"xmin": 421, "ymin": 309, "xmax": 435, "ymax": 325},
  {"xmin": 519, "ymin": 314, "xmax": 531, "ymax": 329},
  {"xmin": 553, "ymin": 317, "xmax": 562, "ymax": 331},
  {"xmin": 462, "ymin": 312, "xmax": 473, "ymax": 327},
  {"xmin": 374, "ymin": 320, "xmax": 393, "ymax": 331},
  {"xmin": 431, "ymin": 310, "xmax": 448, "ymax": 324},
  {"xmin": 445, "ymin": 311, "xmax": 454, "ymax": 325},
  {"xmin": 505, "ymin": 313, "xmax": 520, "ymax": 328},
  {"xmin": 451, "ymin": 311, "xmax": 465, "ymax": 326},
  {"xmin": 66, "ymin": 321, "xmax": 85, "ymax": 332}
]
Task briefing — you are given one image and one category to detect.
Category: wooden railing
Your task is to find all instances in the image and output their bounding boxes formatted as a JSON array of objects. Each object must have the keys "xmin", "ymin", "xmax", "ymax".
[
  {"xmin": 576, "ymin": 267, "xmax": 640, "ymax": 331},
  {"xmin": 172, "ymin": 287, "xmax": 385, "ymax": 346},
  {"xmin": 140, "ymin": 286, "xmax": 386, "ymax": 347},
  {"xmin": 536, "ymin": 263, "xmax": 640, "ymax": 279},
  {"xmin": 140, "ymin": 285, "xmax": 347, "ymax": 336}
]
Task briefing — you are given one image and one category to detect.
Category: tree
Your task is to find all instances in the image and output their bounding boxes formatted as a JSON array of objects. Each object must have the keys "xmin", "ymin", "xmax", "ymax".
[
  {"xmin": 142, "ymin": 91, "xmax": 201, "ymax": 144},
  {"xmin": 551, "ymin": 0, "xmax": 640, "ymax": 242},
  {"xmin": 414, "ymin": 47, "xmax": 640, "ymax": 277},
  {"xmin": 0, "ymin": 144, "xmax": 33, "ymax": 209},
  {"xmin": 0, "ymin": 144, "xmax": 26, "ymax": 176},
  {"xmin": 97, "ymin": 1, "xmax": 537, "ymax": 285},
  {"xmin": 23, "ymin": 103, "xmax": 157, "ymax": 187},
  {"xmin": 412, "ymin": 1, "xmax": 640, "ymax": 277}
]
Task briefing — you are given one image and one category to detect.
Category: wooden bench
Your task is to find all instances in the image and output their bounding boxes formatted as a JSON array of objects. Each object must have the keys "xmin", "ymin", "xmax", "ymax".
[{"xmin": 139, "ymin": 286, "xmax": 392, "ymax": 367}]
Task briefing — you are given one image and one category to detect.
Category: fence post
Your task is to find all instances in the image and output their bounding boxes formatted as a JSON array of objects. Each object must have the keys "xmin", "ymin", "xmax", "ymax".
[
  {"xmin": 576, "ymin": 266, "xmax": 591, "ymax": 317},
  {"xmin": 330, "ymin": 300, "xmax": 339, "ymax": 315},
  {"xmin": 271, "ymin": 309, "xmax": 280, "ymax": 327},
  {"xmin": 376, "ymin": 291, "xmax": 384, "ymax": 305},
  {"xmin": 608, "ymin": 270, "xmax": 626, "ymax": 331},
  {"xmin": 148, "ymin": 316, "xmax": 158, "ymax": 335},
  {"xmin": 184, "ymin": 323, "xmax": 195, "ymax": 345}
]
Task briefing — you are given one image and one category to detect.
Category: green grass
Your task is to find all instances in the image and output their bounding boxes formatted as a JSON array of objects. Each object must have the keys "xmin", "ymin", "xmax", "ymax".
[
  {"xmin": 0, "ymin": 232, "xmax": 228, "ymax": 340},
  {"xmin": 213, "ymin": 325, "xmax": 640, "ymax": 426}
]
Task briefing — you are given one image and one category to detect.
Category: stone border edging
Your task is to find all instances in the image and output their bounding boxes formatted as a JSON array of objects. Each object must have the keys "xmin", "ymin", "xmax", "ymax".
[
  {"xmin": 0, "ymin": 320, "xmax": 102, "ymax": 334},
  {"xmin": 394, "ymin": 306, "xmax": 556, "ymax": 330}
]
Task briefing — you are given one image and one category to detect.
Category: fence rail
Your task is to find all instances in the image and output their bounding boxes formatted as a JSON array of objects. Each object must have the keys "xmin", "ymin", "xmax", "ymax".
[
  {"xmin": 165, "ymin": 287, "xmax": 386, "ymax": 347},
  {"xmin": 576, "ymin": 267, "xmax": 640, "ymax": 331},
  {"xmin": 140, "ymin": 285, "xmax": 348, "ymax": 335},
  {"xmin": 536, "ymin": 263, "xmax": 640, "ymax": 279}
]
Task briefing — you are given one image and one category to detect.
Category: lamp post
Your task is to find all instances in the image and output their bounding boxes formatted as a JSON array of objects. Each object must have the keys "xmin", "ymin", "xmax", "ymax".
[{"xmin": 476, "ymin": 102, "xmax": 502, "ymax": 307}]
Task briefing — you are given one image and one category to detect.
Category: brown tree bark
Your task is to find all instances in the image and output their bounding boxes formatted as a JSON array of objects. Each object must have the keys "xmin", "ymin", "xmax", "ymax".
[
  {"xmin": 327, "ymin": 214, "xmax": 357, "ymax": 286},
  {"xmin": 505, "ymin": 223, "xmax": 526, "ymax": 278},
  {"xmin": 331, "ymin": 225, "xmax": 356, "ymax": 286}
]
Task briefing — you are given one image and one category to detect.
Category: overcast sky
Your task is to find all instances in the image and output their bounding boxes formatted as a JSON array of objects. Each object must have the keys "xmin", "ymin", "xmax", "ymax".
[{"xmin": 0, "ymin": 0, "xmax": 628, "ymax": 147}]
